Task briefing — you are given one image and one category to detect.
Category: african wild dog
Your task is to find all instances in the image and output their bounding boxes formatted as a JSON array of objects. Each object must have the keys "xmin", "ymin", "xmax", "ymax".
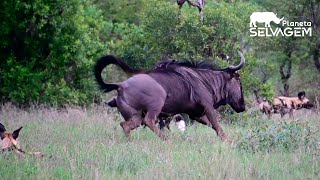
[{"xmin": 1, "ymin": 123, "xmax": 44, "ymax": 158}]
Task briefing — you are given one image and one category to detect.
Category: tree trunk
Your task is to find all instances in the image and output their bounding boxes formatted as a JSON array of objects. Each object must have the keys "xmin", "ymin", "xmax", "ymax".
[
  {"xmin": 253, "ymin": 89, "xmax": 261, "ymax": 103},
  {"xmin": 313, "ymin": 43, "xmax": 320, "ymax": 73},
  {"xmin": 310, "ymin": 0, "xmax": 320, "ymax": 72},
  {"xmin": 279, "ymin": 51, "xmax": 292, "ymax": 96}
]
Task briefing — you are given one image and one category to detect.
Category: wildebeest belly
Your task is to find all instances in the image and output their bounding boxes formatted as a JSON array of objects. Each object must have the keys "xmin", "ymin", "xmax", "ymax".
[
  {"xmin": 160, "ymin": 88, "xmax": 205, "ymax": 117},
  {"xmin": 161, "ymin": 94, "xmax": 202, "ymax": 115}
]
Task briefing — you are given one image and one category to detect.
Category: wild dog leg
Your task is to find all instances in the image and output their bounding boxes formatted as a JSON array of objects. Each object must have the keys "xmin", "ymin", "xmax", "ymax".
[
  {"xmin": 194, "ymin": 115, "xmax": 211, "ymax": 126},
  {"xmin": 289, "ymin": 109, "xmax": 295, "ymax": 119}
]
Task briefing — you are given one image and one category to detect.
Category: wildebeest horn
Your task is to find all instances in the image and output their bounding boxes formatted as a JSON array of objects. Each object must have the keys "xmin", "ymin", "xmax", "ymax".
[{"xmin": 226, "ymin": 51, "xmax": 245, "ymax": 72}]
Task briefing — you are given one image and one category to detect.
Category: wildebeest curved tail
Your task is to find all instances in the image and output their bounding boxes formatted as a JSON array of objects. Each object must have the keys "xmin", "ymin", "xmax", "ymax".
[{"xmin": 94, "ymin": 55, "xmax": 140, "ymax": 92}]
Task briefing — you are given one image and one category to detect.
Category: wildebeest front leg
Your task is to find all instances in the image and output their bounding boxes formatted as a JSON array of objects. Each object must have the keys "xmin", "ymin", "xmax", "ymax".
[
  {"xmin": 205, "ymin": 108, "xmax": 227, "ymax": 141},
  {"xmin": 143, "ymin": 112, "xmax": 166, "ymax": 140},
  {"xmin": 120, "ymin": 117, "xmax": 142, "ymax": 138},
  {"xmin": 195, "ymin": 115, "xmax": 211, "ymax": 126}
]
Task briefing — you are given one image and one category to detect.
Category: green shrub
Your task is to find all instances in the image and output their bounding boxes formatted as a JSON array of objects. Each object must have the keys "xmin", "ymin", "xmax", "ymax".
[
  {"xmin": 236, "ymin": 120, "xmax": 319, "ymax": 153},
  {"xmin": 0, "ymin": 0, "xmax": 106, "ymax": 106}
]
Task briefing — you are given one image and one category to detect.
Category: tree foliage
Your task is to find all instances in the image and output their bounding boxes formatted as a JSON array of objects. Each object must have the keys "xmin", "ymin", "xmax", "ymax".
[
  {"xmin": 0, "ymin": 0, "xmax": 106, "ymax": 105},
  {"xmin": 0, "ymin": 0, "xmax": 319, "ymax": 106}
]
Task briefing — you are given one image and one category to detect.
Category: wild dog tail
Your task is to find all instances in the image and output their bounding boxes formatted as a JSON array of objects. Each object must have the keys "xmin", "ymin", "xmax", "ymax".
[{"xmin": 94, "ymin": 55, "xmax": 141, "ymax": 92}]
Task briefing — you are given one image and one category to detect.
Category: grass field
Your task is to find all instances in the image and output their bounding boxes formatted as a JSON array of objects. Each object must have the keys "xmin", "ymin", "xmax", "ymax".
[{"xmin": 0, "ymin": 104, "xmax": 319, "ymax": 179}]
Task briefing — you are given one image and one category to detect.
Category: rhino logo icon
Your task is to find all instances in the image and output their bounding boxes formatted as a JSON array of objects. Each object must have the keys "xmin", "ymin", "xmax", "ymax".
[{"xmin": 250, "ymin": 12, "xmax": 284, "ymax": 27}]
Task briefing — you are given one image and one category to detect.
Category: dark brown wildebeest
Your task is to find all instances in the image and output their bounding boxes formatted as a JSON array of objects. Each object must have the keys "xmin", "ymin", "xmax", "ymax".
[
  {"xmin": 94, "ymin": 52, "xmax": 246, "ymax": 141},
  {"xmin": 259, "ymin": 91, "xmax": 314, "ymax": 118},
  {"xmin": 1, "ymin": 123, "xmax": 44, "ymax": 158}
]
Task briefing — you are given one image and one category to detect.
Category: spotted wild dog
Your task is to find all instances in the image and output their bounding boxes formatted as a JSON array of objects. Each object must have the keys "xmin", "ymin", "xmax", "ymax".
[
  {"xmin": 259, "ymin": 91, "xmax": 314, "ymax": 118},
  {"xmin": 0, "ymin": 123, "xmax": 44, "ymax": 158}
]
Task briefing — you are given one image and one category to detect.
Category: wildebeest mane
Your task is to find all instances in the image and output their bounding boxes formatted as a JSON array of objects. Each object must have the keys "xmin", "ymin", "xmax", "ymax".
[{"xmin": 154, "ymin": 59, "xmax": 222, "ymax": 71}]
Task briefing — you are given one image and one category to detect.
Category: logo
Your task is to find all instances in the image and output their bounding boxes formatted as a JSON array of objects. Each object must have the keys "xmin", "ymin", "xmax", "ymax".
[{"xmin": 249, "ymin": 12, "xmax": 312, "ymax": 37}]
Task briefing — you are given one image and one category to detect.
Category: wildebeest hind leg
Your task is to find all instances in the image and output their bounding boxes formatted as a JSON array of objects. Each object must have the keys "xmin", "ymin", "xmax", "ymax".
[
  {"xmin": 120, "ymin": 117, "xmax": 142, "ymax": 139},
  {"xmin": 143, "ymin": 112, "xmax": 166, "ymax": 140},
  {"xmin": 117, "ymin": 97, "xmax": 143, "ymax": 138}
]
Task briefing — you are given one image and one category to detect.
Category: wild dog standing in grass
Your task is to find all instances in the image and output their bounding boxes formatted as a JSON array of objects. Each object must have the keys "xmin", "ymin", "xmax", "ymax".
[
  {"xmin": 0, "ymin": 123, "xmax": 44, "ymax": 158},
  {"xmin": 259, "ymin": 97, "xmax": 273, "ymax": 118},
  {"xmin": 259, "ymin": 91, "xmax": 314, "ymax": 118},
  {"xmin": 274, "ymin": 91, "xmax": 313, "ymax": 118}
]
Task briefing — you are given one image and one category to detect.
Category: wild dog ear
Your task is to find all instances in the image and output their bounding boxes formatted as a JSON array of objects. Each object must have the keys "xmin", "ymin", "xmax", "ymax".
[
  {"xmin": 0, "ymin": 123, "xmax": 6, "ymax": 140},
  {"xmin": 12, "ymin": 126, "xmax": 23, "ymax": 139},
  {"xmin": 298, "ymin": 91, "xmax": 306, "ymax": 100}
]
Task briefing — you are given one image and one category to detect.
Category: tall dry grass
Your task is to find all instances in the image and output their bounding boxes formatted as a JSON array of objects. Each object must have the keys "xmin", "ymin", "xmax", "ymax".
[{"xmin": 0, "ymin": 103, "xmax": 319, "ymax": 179}]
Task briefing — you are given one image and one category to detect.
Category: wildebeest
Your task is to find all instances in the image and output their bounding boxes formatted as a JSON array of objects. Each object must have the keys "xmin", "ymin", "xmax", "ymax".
[
  {"xmin": 0, "ymin": 123, "xmax": 44, "ymax": 158},
  {"xmin": 259, "ymin": 91, "xmax": 314, "ymax": 118},
  {"xmin": 94, "ymin": 52, "xmax": 246, "ymax": 141}
]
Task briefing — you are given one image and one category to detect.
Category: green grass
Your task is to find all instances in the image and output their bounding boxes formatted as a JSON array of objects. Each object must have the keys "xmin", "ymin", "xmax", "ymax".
[{"xmin": 0, "ymin": 104, "xmax": 319, "ymax": 179}]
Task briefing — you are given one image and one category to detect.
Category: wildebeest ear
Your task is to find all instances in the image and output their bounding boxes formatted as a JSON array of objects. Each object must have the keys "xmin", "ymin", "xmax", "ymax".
[
  {"xmin": 12, "ymin": 126, "xmax": 23, "ymax": 139},
  {"xmin": 0, "ymin": 123, "xmax": 6, "ymax": 140}
]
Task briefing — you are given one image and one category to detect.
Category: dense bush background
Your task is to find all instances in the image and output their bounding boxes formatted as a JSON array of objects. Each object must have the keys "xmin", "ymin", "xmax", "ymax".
[{"xmin": 0, "ymin": 0, "xmax": 319, "ymax": 106}]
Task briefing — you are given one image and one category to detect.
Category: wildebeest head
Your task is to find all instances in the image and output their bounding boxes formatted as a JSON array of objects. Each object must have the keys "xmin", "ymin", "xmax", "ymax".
[
  {"xmin": 0, "ymin": 123, "xmax": 22, "ymax": 151},
  {"xmin": 224, "ymin": 72, "xmax": 245, "ymax": 112},
  {"xmin": 223, "ymin": 52, "xmax": 246, "ymax": 113}
]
